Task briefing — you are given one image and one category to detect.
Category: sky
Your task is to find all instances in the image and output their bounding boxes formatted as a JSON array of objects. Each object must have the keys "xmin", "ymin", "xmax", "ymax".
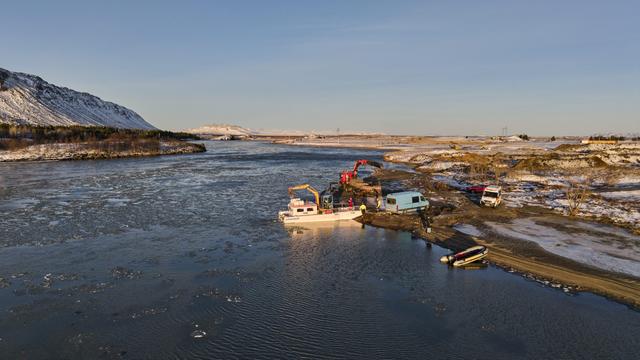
[{"xmin": 3, "ymin": 0, "xmax": 639, "ymax": 135}]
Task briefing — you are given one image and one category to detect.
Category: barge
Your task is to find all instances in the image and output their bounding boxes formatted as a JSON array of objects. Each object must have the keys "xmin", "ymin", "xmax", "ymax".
[{"xmin": 278, "ymin": 198, "xmax": 361, "ymax": 224}]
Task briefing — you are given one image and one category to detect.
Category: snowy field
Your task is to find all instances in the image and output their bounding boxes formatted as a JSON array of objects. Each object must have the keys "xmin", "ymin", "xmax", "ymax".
[
  {"xmin": 383, "ymin": 139, "xmax": 640, "ymax": 231},
  {"xmin": 485, "ymin": 218, "xmax": 640, "ymax": 277}
]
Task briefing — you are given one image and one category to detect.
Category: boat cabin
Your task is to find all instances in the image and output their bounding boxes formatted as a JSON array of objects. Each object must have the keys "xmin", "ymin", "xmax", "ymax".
[
  {"xmin": 385, "ymin": 191, "xmax": 429, "ymax": 213},
  {"xmin": 288, "ymin": 198, "xmax": 319, "ymax": 215}
]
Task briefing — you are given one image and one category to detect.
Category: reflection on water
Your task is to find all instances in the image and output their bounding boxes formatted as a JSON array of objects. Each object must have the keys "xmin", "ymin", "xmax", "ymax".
[
  {"xmin": 0, "ymin": 141, "xmax": 639, "ymax": 359},
  {"xmin": 286, "ymin": 220, "xmax": 364, "ymax": 238}
]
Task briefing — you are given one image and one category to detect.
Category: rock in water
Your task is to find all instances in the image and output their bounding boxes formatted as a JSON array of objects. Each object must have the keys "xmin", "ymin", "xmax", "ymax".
[{"xmin": 190, "ymin": 330, "xmax": 207, "ymax": 339}]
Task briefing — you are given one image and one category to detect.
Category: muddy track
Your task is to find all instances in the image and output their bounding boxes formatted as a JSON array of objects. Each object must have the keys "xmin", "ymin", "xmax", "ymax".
[{"xmin": 358, "ymin": 209, "xmax": 640, "ymax": 308}]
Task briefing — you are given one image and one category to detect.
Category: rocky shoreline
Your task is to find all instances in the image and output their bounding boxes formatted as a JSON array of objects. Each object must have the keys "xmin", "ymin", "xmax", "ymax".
[{"xmin": 0, "ymin": 140, "xmax": 206, "ymax": 162}]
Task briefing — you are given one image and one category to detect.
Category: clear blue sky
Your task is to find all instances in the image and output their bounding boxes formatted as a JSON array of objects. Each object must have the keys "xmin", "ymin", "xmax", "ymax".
[{"xmin": 4, "ymin": 0, "xmax": 639, "ymax": 135}]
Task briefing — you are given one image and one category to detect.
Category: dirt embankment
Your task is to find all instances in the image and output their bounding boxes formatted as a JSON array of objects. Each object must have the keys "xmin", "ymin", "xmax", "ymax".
[
  {"xmin": 359, "ymin": 168, "xmax": 640, "ymax": 308},
  {"xmin": 359, "ymin": 207, "xmax": 640, "ymax": 308}
]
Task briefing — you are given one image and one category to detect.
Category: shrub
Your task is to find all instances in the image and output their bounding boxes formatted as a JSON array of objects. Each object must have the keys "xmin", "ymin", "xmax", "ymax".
[
  {"xmin": 589, "ymin": 135, "xmax": 625, "ymax": 141},
  {"xmin": 0, "ymin": 124, "xmax": 200, "ymax": 144},
  {"xmin": 0, "ymin": 138, "xmax": 31, "ymax": 151},
  {"xmin": 565, "ymin": 179, "xmax": 591, "ymax": 216}
]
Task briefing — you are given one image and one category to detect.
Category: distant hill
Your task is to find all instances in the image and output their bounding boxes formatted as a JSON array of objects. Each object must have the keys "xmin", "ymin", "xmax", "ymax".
[
  {"xmin": 184, "ymin": 124, "xmax": 254, "ymax": 136},
  {"xmin": 0, "ymin": 67, "xmax": 155, "ymax": 130},
  {"xmin": 185, "ymin": 123, "xmax": 386, "ymax": 137}
]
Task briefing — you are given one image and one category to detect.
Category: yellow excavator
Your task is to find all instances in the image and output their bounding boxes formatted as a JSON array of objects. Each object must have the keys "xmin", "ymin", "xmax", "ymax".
[{"xmin": 288, "ymin": 184, "xmax": 334, "ymax": 212}]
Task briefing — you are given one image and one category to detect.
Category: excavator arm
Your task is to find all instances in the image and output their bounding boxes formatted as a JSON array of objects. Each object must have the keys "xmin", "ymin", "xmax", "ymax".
[
  {"xmin": 288, "ymin": 184, "xmax": 320, "ymax": 206},
  {"xmin": 340, "ymin": 159, "xmax": 384, "ymax": 184},
  {"xmin": 352, "ymin": 159, "xmax": 383, "ymax": 175}
]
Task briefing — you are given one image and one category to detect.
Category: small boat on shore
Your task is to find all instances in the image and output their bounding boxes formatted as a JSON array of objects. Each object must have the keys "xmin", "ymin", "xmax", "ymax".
[{"xmin": 440, "ymin": 245, "xmax": 488, "ymax": 267}]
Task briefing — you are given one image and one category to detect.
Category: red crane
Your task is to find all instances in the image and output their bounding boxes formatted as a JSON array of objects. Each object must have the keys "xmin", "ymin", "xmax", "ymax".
[{"xmin": 340, "ymin": 159, "xmax": 383, "ymax": 184}]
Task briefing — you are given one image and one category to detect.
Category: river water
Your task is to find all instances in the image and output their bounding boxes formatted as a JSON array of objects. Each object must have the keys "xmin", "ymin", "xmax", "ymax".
[{"xmin": 0, "ymin": 141, "xmax": 638, "ymax": 359}]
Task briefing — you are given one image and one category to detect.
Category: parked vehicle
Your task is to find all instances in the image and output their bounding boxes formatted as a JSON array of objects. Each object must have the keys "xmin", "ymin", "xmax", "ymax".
[
  {"xmin": 385, "ymin": 191, "xmax": 429, "ymax": 214},
  {"xmin": 480, "ymin": 185, "xmax": 502, "ymax": 207},
  {"xmin": 465, "ymin": 184, "xmax": 487, "ymax": 194}
]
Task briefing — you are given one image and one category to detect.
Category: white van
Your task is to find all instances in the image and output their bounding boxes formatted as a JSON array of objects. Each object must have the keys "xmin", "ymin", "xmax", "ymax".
[
  {"xmin": 480, "ymin": 185, "xmax": 502, "ymax": 207},
  {"xmin": 385, "ymin": 191, "xmax": 429, "ymax": 214}
]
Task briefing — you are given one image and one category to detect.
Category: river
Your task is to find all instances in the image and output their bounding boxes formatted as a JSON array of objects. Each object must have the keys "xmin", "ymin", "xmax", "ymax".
[{"xmin": 0, "ymin": 141, "xmax": 638, "ymax": 359}]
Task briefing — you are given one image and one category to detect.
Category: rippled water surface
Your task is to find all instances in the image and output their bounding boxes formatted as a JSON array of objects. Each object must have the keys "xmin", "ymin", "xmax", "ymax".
[{"xmin": 0, "ymin": 141, "xmax": 639, "ymax": 359}]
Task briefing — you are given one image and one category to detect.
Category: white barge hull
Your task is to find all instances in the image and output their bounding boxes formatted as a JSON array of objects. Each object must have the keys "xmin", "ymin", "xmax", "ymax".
[{"xmin": 279, "ymin": 210, "xmax": 361, "ymax": 224}]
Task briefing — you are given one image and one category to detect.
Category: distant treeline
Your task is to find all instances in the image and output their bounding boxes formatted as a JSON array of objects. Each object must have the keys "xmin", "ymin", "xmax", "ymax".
[
  {"xmin": 589, "ymin": 135, "xmax": 639, "ymax": 141},
  {"xmin": 0, "ymin": 124, "xmax": 200, "ymax": 151}
]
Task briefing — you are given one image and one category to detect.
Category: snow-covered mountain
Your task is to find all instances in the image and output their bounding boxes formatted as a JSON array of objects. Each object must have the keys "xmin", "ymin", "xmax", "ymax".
[
  {"xmin": 0, "ymin": 67, "xmax": 155, "ymax": 129},
  {"xmin": 185, "ymin": 124, "xmax": 254, "ymax": 136}
]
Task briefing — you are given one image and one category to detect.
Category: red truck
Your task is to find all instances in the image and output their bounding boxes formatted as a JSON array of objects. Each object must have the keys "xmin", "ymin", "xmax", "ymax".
[{"xmin": 465, "ymin": 185, "xmax": 487, "ymax": 194}]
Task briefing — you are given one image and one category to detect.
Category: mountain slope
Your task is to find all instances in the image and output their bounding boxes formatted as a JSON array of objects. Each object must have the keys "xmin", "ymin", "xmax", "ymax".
[{"xmin": 0, "ymin": 67, "xmax": 155, "ymax": 129}]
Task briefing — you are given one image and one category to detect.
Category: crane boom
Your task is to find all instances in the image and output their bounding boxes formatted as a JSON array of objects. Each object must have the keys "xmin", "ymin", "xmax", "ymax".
[{"xmin": 288, "ymin": 184, "xmax": 320, "ymax": 206}]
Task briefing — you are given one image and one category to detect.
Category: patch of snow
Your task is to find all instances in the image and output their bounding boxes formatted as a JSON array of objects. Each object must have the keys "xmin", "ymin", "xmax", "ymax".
[
  {"xmin": 384, "ymin": 148, "xmax": 460, "ymax": 164},
  {"xmin": 599, "ymin": 190, "xmax": 640, "ymax": 201},
  {"xmin": 510, "ymin": 174, "xmax": 548, "ymax": 183},
  {"xmin": 432, "ymin": 174, "xmax": 467, "ymax": 190},
  {"xmin": 486, "ymin": 218, "xmax": 640, "ymax": 277},
  {"xmin": 184, "ymin": 124, "xmax": 254, "ymax": 136},
  {"xmin": 453, "ymin": 224, "xmax": 483, "ymax": 237},
  {"xmin": 617, "ymin": 176, "xmax": 640, "ymax": 187},
  {"xmin": 418, "ymin": 161, "xmax": 467, "ymax": 171},
  {"xmin": 505, "ymin": 135, "xmax": 525, "ymax": 142}
]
